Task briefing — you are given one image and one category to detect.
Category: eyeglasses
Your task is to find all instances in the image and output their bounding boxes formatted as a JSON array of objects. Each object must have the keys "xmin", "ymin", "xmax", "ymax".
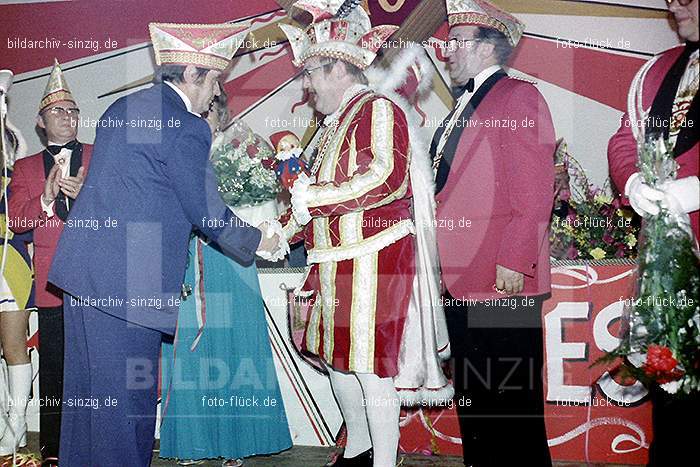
[
  {"xmin": 43, "ymin": 106, "xmax": 80, "ymax": 117},
  {"xmin": 444, "ymin": 38, "xmax": 478, "ymax": 53},
  {"xmin": 666, "ymin": 0, "xmax": 693, "ymax": 6},
  {"xmin": 301, "ymin": 61, "xmax": 334, "ymax": 78}
]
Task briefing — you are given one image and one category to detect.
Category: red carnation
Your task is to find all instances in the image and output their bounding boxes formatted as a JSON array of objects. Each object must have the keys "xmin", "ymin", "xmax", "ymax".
[
  {"xmin": 231, "ymin": 138, "xmax": 241, "ymax": 148},
  {"xmin": 643, "ymin": 345, "xmax": 684, "ymax": 383},
  {"xmin": 246, "ymin": 144, "xmax": 259, "ymax": 157}
]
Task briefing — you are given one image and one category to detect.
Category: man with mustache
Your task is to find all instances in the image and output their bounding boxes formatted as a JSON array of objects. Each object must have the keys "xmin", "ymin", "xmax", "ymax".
[
  {"xmin": 432, "ymin": 1, "xmax": 555, "ymax": 465},
  {"xmin": 608, "ymin": 1, "xmax": 698, "ymax": 465}
]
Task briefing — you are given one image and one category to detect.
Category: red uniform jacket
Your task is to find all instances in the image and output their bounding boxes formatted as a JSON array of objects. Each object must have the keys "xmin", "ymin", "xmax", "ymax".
[
  {"xmin": 436, "ymin": 77, "xmax": 555, "ymax": 300},
  {"xmin": 608, "ymin": 45, "xmax": 699, "ymax": 238},
  {"xmin": 8, "ymin": 144, "xmax": 93, "ymax": 307}
]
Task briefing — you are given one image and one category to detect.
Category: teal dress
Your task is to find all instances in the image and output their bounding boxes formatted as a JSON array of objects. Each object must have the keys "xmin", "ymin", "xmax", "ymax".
[{"xmin": 160, "ymin": 235, "xmax": 292, "ymax": 461}]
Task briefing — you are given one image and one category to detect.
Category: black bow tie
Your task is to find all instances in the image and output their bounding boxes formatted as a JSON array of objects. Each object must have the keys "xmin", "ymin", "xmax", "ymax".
[
  {"xmin": 453, "ymin": 78, "xmax": 475, "ymax": 98},
  {"xmin": 47, "ymin": 140, "xmax": 78, "ymax": 156}
]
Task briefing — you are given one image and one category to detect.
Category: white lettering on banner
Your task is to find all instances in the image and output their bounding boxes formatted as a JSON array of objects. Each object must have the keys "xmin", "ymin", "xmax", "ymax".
[
  {"xmin": 545, "ymin": 301, "xmax": 648, "ymax": 405},
  {"xmin": 594, "ymin": 301, "xmax": 648, "ymax": 404},
  {"xmin": 545, "ymin": 302, "xmax": 592, "ymax": 403}
]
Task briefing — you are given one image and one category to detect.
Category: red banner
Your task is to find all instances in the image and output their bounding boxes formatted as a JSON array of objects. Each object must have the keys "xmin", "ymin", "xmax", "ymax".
[{"xmin": 398, "ymin": 261, "xmax": 652, "ymax": 464}]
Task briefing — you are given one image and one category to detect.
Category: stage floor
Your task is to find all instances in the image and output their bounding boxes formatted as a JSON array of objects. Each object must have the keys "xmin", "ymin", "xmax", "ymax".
[{"xmin": 16, "ymin": 433, "xmax": 639, "ymax": 466}]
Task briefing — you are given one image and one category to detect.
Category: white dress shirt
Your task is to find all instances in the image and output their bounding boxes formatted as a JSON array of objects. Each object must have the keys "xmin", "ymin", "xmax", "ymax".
[{"xmin": 41, "ymin": 140, "xmax": 74, "ymax": 218}]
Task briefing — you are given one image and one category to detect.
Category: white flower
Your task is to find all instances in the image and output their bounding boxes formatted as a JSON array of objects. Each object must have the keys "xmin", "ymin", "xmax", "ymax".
[{"xmin": 660, "ymin": 379, "xmax": 681, "ymax": 394}]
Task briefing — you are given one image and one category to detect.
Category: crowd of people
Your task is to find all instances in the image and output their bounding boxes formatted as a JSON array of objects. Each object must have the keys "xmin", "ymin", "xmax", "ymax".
[{"xmin": 0, "ymin": 0, "xmax": 697, "ymax": 466}]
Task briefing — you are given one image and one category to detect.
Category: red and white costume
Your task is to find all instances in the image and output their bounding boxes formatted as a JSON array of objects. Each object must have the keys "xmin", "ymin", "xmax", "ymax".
[{"xmin": 280, "ymin": 1, "xmax": 452, "ymax": 405}]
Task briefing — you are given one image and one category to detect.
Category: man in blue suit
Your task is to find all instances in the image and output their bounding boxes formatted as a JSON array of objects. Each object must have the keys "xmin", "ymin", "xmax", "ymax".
[{"xmin": 48, "ymin": 23, "xmax": 283, "ymax": 466}]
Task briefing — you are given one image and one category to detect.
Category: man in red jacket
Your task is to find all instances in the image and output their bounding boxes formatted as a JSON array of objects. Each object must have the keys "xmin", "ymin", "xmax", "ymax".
[
  {"xmin": 432, "ymin": 1, "xmax": 555, "ymax": 465},
  {"xmin": 8, "ymin": 60, "xmax": 91, "ymax": 462},
  {"xmin": 608, "ymin": 2, "xmax": 698, "ymax": 465}
]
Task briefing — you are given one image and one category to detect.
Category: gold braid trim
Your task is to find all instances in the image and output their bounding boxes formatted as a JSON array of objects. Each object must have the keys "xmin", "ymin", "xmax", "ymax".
[
  {"xmin": 298, "ymin": 45, "xmax": 374, "ymax": 70},
  {"xmin": 40, "ymin": 91, "xmax": 76, "ymax": 112},
  {"xmin": 448, "ymin": 13, "xmax": 511, "ymax": 44},
  {"xmin": 158, "ymin": 51, "xmax": 230, "ymax": 71}
]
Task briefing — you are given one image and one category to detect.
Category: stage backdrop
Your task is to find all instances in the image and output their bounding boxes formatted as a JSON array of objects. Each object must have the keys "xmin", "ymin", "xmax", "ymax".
[{"xmin": 2, "ymin": 0, "xmax": 671, "ymax": 463}]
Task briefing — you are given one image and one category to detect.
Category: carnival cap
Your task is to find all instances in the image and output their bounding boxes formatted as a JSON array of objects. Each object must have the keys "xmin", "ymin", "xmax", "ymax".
[
  {"xmin": 279, "ymin": 0, "xmax": 398, "ymax": 70},
  {"xmin": 446, "ymin": 0, "xmax": 525, "ymax": 46},
  {"xmin": 40, "ymin": 59, "xmax": 77, "ymax": 113},
  {"xmin": 149, "ymin": 22, "xmax": 249, "ymax": 71}
]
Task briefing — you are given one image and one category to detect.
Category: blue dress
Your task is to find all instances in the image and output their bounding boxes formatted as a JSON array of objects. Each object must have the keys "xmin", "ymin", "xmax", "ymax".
[{"xmin": 160, "ymin": 235, "xmax": 292, "ymax": 460}]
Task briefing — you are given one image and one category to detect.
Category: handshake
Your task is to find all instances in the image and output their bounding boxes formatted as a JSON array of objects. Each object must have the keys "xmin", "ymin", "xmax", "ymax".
[{"xmin": 255, "ymin": 220, "xmax": 289, "ymax": 262}]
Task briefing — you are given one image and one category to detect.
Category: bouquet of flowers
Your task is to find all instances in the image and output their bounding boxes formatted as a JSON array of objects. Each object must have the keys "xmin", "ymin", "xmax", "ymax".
[
  {"xmin": 600, "ymin": 136, "xmax": 700, "ymax": 395},
  {"xmin": 210, "ymin": 120, "xmax": 280, "ymax": 208},
  {"xmin": 550, "ymin": 141, "xmax": 640, "ymax": 260}
]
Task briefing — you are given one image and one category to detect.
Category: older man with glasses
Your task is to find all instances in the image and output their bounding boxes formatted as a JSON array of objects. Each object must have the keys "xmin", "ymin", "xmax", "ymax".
[
  {"xmin": 608, "ymin": 1, "xmax": 698, "ymax": 465},
  {"xmin": 7, "ymin": 59, "xmax": 92, "ymax": 464}
]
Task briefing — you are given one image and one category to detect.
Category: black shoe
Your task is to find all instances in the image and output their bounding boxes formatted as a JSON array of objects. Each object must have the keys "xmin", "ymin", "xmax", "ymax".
[{"xmin": 328, "ymin": 448, "xmax": 372, "ymax": 466}]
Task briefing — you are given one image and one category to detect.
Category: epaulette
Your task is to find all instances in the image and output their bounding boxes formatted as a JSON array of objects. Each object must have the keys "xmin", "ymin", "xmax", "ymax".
[{"xmin": 509, "ymin": 74, "xmax": 537, "ymax": 85}]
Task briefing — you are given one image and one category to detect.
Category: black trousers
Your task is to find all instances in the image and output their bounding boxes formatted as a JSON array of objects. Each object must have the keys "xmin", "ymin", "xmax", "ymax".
[
  {"xmin": 647, "ymin": 385, "xmax": 699, "ymax": 466},
  {"xmin": 444, "ymin": 293, "xmax": 552, "ymax": 467},
  {"xmin": 38, "ymin": 305, "xmax": 64, "ymax": 459}
]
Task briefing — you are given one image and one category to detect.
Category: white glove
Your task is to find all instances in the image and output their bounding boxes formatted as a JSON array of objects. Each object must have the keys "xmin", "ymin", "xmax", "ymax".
[
  {"xmin": 625, "ymin": 172, "xmax": 665, "ymax": 217},
  {"xmin": 255, "ymin": 220, "xmax": 289, "ymax": 262},
  {"xmin": 290, "ymin": 172, "xmax": 314, "ymax": 226},
  {"xmin": 661, "ymin": 176, "xmax": 700, "ymax": 215}
]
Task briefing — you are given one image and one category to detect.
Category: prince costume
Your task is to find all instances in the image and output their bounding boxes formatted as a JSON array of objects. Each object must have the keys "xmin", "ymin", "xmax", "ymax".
[
  {"xmin": 279, "ymin": 1, "xmax": 451, "ymax": 464},
  {"xmin": 48, "ymin": 23, "xmax": 260, "ymax": 466}
]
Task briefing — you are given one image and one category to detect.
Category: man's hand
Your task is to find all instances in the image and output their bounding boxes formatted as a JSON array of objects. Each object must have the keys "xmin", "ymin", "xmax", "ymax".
[
  {"xmin": 42, "ymin": 164, "xmax": 62, "ymax": 205},
  {"xmin": 256, "ymin": 220, "xmax": 288, "ymax": 261},
  {"xmin": 58, "ymin": 166, "xmax": 85, "ymax": 200},
  {"xmin": 495, "ymin": 264, "xmax": 524, "ymax": 295}
]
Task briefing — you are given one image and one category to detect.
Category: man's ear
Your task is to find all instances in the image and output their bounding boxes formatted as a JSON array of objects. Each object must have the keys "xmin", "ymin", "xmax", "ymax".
[
  {"xmin": 479, "ymin": 41, "xmax": 496, "ymax": 60},
  {"xmin": 36, "ymin": 114, "xmax": 46, "ymax": 130},
  {"xmin": 182, "ymin": 64, "xmax": 198, "ymax": 85}
]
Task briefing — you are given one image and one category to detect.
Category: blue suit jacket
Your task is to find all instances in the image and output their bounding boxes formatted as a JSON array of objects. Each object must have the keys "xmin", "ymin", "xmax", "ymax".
[{"xmin": 49, "ymin": 83, "xmax": 261, "ymax": 334}]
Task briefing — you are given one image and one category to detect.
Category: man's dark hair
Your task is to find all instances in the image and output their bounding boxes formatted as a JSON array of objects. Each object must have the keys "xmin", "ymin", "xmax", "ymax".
[
  {"xmin": 322, "ymin": 59, "xmax": 368, "ymax": 85},
  {"xmin": 154, "ymin": 64, "xmax": 210, "ymax": 84},
  {"xmin": 476, "ymin": 27, "xmax": 514, "ymax": 65}
]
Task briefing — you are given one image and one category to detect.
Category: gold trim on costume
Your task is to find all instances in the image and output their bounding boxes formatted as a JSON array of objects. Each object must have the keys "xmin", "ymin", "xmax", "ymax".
[
  {"xmin": 307, "ymin": 98, "xmax": 397, "ymax": 207},
  {"xmin": 448, "ymin": 12, "xmax": 509, "ymax": 38},
  {"xmin": 349, "ymin": 251, "xmax": 378, "ymax": 372},
  {"xmin": 307, "ymin": 288, "xmax": 323, "ymax": 355},
  {"xmin": 157, "ymin": 51, "xmax": 230, "ymax": 71},
  {"xmin": 313, "ymin": 217, "xmax": 331, "ymax": 250},
  {"xmin": 307, "ymin": 218, "xmax": 414, "ymax": 264},
  {"xmin": 320, "ymin": 261, "xmax": 337, "ymax": 362}
]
